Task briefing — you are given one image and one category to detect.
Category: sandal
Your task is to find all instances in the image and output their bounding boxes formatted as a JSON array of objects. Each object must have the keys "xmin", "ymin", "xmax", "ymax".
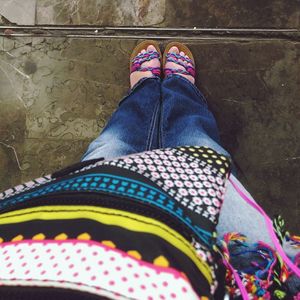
[
  {"xmin": 130, "ymin": 40, "xmax": 162, "ymax": 78},
  {"xmin": 163, "ymin": 42, "xmax": 196, "ymax": 79}
]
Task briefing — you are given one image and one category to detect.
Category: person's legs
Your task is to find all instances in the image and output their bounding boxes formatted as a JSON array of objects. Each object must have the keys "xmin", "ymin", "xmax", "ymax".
[
  {"xmin": 81, "ymin": 77, "xmax": 161, "ymax": 161},
  {"xmin": 160, "ymin": 45, "xmax": 229, "ymax": 156},
  {"xmin": 160, "ymin": 74, "xmax": 230, "ymax": 157}
]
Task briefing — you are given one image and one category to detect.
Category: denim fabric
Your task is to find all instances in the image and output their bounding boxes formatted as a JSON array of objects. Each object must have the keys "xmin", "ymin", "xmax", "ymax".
[
  {"xmin": 81, "ymin": 77, "xmax": 162, "ymax": 161},
  {"xmin": 160, "ymin": 75, "xmax": 228, "ymax": 156},
  {"xmin": 81, "ymin": 76, "xmax": 229, "ymax": 161},
  {"xmin": 80, "ymin": 76, "xmax": 294, "ymax": 257}
]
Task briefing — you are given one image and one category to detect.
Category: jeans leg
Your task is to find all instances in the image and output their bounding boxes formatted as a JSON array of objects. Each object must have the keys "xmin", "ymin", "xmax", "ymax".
[
  {"xmin": 160, "ymin": 75, "xmax": 230, "ymax": 157},
  {"xmin": 81, "ymin": 77, "xmax": 161, "ymax": 161}
]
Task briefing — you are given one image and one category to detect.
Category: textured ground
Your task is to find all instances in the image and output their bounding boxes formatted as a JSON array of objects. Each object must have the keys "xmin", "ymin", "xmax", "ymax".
[{"xmin": 0, "ymin": 0, "xmax": 299, "ymax": 232}]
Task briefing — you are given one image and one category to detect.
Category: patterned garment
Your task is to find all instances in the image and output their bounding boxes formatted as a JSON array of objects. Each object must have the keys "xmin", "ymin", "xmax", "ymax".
[{"xmin": 0, "ymin": 146, "xmax": 298, "ymax": 299}]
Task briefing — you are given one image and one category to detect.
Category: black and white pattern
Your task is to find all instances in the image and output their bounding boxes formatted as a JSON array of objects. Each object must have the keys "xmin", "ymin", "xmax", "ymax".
[
  {"xmin": 0, "ymin": 175, "xmax": 52, "ymax": 201},
  {"xmin": 101, "ymin": 146, "xmax": 231, "ymax": 225}
]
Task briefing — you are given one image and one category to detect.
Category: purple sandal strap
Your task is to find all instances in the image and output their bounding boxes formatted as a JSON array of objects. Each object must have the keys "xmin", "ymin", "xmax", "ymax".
[
  {"xmin": 131, "ymin": 50, "xmax": 161, "ymax": 76},
  {"xmin": 166, "ymin": 52, "xmax": 193, "ymax": 64},
  {"xmin": 164, "ymin": 68, "xmax": 192, "ymax": 76},
  {"xmin": 166, "ymin": 57, "xmax": 190, "ymax": 69},
  {"xmin": 131, "ymin": 66, "xmax": 160, "ymax": 76},
  {"xmin": 131, "ymin": 51, "xmax": 160, "ymax": 65},
  {"xmin": 164, "ymin": 52, "xmax": 195, "ymax": 78}
]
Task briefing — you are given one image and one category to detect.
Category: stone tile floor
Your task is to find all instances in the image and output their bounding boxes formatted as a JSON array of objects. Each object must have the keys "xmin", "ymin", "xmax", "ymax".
[{"xmin": 0, "ymin": 0, "xmax": 299, "ymax": 232}]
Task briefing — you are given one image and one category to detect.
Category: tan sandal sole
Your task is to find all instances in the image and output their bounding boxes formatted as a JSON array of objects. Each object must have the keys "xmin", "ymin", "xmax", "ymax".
[
  {"xmin": 129, "ymin": 40, "xmax": 162, "ymax": 71},
  {"xmin": 163, "ymin": 42, "xmax": 195, "ymax": 69}
]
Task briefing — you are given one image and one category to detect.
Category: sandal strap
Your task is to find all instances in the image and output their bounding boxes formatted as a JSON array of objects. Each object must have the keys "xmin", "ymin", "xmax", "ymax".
[
  {"xmin": 166, "ymin": 57, "xmax": 189, "ymax": 69},
  {"xmin": 166, "ymin": 52, "xmax": 193, "ymax": 64},
  {"xmin": 136, "ymin": 67, "xmax": 161, "ymax": 76},
  {"xmin": 131, "ymin": 51, "xmax": 160, "ymax": 65},
  {"xmin": 164, "ymin": 52, "xmax": 195, "ymax": 78},
  {"xmin": 131, "ymin": 50, "xmax": 161, "ymax": 76},
  {"xmin": 164, "ymin": 68, "xmax": 193, "ymax": 76}
]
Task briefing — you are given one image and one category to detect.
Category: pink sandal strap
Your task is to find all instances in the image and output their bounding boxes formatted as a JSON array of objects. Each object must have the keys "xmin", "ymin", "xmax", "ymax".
[
  {"xmin": 166, "ymin": 52, "xmax": 194, "ymax": 64},
  {"xmin": 164, "ymin": 52, "xmax": 195, "ymax": 78},
  {"xmin": 130, "ymin": 50, "xmax": 161, "ymax": 76}
]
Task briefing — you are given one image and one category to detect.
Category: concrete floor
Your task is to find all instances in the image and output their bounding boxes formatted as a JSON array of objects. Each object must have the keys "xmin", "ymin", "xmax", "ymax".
[{"xmin": 0, "ymin": 0, "xmax": 299, "ymax": 232}]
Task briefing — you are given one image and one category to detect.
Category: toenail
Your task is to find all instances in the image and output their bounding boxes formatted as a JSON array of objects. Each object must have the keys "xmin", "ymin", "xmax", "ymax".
[
  {"xmin": 170, "ymin": 46, "xmax": 178, "ymax": 53},
  {"xmin": 147, "ymin": 45, "xmax": 155, "ymax": 51}
]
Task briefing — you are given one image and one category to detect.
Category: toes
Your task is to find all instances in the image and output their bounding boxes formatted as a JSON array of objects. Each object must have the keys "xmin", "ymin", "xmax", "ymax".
[
  {"xmin": 141, "ymin": 49, "xmax": 146, "ymax": 54},
  {"xmin": 164, "ymin": 47, "xmax": 195, "ymax": 84},
  {"xmin": 175, "ymin": 50, "xmax": 190, "ymax": 65},
  {"xmin": 169, "ymin": 46, "xmax": 179, "ymax": 54},
  {"xmin": 179, "ymin": 57, "xmax": 188, "ymax": 65},
  {"xmin": 147, "ymin": 45, "xmax": 156, "ymax": 52}
]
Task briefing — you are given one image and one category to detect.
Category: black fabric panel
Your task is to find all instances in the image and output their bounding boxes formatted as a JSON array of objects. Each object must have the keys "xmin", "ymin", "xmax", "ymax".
[
  {"xmin": 0, "ymin": 191, "xmax": 194, "ymax": 241},
  {"xmin": 0, "ymin": 286, "xmax": 110, "ymax": 300}
]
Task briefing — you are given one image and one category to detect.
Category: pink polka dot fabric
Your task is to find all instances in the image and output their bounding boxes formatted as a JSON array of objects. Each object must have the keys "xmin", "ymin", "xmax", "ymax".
[{"xmin": 0, "ymin": 240, "xmax": 199, "ymax": 300}]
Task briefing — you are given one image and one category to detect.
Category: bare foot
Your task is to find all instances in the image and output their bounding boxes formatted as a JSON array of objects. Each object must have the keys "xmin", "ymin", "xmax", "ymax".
[
  {"xmin": 130, "ymin": 45, "xmax": 161, "ymax": 88},
  {"xmin": 164, "ymin": 46, "xmax": 195, "ymax": 84}
]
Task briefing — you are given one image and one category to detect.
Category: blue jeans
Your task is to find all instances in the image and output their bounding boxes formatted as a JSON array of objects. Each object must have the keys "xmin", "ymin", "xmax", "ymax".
[{"xmin": 81, "ymin": 75, "xmax": 229, "ymax": 161}]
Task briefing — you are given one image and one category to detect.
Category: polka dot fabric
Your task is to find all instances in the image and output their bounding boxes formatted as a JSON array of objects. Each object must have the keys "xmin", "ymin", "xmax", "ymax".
[{"xmin": 0, "ymin": 240, "xmax": 199, "ymax": 300}]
